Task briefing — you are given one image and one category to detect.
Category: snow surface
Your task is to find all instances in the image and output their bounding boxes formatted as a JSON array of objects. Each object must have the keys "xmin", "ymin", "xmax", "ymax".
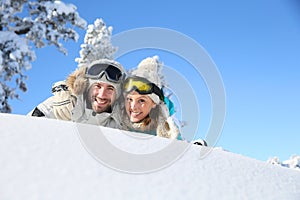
[{"xmin": 0, "ymin": 113, "xmax": 299, "ymax": 200}]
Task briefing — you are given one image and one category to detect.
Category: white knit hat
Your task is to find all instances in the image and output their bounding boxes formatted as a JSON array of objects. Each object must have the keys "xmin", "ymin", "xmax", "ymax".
[{"xmin": 130, "ymin": 56, "xmax": 164, "ymax": 104}]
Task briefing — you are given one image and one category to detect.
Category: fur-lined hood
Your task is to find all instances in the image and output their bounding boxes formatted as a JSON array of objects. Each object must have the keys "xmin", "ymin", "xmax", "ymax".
[
  {"xmin": 66, "ymin": 59, "xmax": 125, "ymax": 98},
  {"xmin": 66, "ymin": 67, "xmax": 88, "ymax": 96}
]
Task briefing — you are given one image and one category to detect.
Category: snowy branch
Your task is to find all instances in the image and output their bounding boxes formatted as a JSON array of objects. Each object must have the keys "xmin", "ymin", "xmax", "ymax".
[{"xmin": 0, "ymin": 0, "xmax": 87, "ymax": 113}]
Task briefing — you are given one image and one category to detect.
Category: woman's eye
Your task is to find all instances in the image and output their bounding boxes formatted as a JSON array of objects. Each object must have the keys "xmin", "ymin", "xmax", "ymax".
[
  {"xmin": 126, "ymin": 97, "xmax": 132, "ymax": 102},
  {"xmin": 139, "ymin": 99, "xmax": 146, "ymax": 103}
]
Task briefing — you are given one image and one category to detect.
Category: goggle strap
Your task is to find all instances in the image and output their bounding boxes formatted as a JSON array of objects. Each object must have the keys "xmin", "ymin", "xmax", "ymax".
[{"xmin": 152, "ymin": 84, "xmax": 164, "ymax": 101}]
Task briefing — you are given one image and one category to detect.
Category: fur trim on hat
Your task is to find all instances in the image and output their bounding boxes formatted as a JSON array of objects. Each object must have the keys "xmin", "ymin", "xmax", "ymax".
[{"xmin": 66, "ymin": 67, "xmax": 88, "ymax": 96}]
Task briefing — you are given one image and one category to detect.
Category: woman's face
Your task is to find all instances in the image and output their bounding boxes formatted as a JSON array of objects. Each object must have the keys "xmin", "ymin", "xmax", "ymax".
[{"xmin": 125, "ymin": 91, "xmax": 156, "ymax": 123}]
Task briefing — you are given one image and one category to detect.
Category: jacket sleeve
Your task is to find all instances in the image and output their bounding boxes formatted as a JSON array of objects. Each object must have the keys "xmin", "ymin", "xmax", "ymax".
[{"xmin": 28, "ymin": 96, "xmax": 56, "ymax": 119}]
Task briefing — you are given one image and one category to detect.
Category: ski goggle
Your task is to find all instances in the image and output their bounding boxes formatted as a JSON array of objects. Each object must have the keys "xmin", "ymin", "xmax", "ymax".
[
  {"xmin": 123, "ymin": 76, "xmax": 164, "ymax": 101},
  {"xmin": 85, "ymin": 63, "xmax": 123, "ymax": 83}
]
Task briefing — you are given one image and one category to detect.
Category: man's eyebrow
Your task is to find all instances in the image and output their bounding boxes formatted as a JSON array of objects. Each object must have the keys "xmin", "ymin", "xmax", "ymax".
[{"xmin": 107, "ymin": 85, "xmax": 115, "ymax": 89}]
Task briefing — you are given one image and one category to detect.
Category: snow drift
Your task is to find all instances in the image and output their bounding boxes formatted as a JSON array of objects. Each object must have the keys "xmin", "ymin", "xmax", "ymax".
[{"xmin": 0, "ymin": 113, "xmax": 299, "ymax": 200}]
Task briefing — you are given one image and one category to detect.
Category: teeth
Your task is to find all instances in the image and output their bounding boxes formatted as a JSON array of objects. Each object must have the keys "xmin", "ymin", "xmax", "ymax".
[
  {"xmin": 95, "ymin": 98, "xmax": 107, "ymax": 104},
  {"xmin": 131, "ymin": 111, "xmax": 141, "ymax": 116}
]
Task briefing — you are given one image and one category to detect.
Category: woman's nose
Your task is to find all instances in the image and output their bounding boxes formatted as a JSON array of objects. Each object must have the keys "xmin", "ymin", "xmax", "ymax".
[{"xmin": 130, "ymin": 100, "xmax": 138, "ymax": 110}]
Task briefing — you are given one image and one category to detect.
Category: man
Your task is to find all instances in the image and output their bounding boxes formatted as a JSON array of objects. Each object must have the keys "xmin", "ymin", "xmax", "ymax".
[{"xmin": 29, "ymin": 59, "xmax": 126, "ymax": 129}]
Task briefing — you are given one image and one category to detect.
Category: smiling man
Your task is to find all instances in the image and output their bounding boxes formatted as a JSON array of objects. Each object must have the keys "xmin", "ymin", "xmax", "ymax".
[
  {"xmin": 65, "ymin": 59, "xmax": 126, "ymax": 128},
  {"xmin": 30, "ymin": 59, "xmax": 126, "ymax": 129},
  {"xmin": 88, "ymin": 82, "xmax": 116, "ymax": 114}
]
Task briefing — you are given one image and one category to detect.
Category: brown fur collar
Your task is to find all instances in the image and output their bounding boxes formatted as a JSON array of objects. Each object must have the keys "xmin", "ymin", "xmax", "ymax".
[{"xmin": 66, "ymin": 67, "xmax": 88, "ymax": 96}]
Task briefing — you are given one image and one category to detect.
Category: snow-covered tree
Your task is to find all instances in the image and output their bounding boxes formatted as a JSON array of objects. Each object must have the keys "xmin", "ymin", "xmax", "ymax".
[
  {"xmin": 267, "ymin": 155, "xmax": 300, "ymax": 170},
  {"xmin": 75, "ymin": 18, "xmax": 117, "ymax": 68},
  {"xmin": 0, "ymin": 0, "xmax": 87, "ymax": 113}
]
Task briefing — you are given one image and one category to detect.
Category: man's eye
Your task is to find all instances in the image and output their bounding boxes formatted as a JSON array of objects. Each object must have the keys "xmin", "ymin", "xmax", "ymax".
[{"xmin": 95, "ymin": 85, "xmax": 101, "ymax": 89}]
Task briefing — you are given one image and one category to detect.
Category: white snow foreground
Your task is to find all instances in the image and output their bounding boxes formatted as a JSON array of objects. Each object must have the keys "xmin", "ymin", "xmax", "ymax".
[{"xmin": 0, "ymin": 114, "xmax": 299, "ymax": 200}]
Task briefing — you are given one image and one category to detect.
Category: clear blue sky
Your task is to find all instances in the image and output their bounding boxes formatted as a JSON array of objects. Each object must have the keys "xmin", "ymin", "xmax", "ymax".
[{"xmin": 10, "ymin": 0, "xmax": 300, "ymax": 161}]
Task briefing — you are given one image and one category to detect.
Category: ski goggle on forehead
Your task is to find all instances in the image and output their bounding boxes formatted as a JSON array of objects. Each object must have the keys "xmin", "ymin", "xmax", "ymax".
[
  {"xmin": 85, "ymin": 63, "xmax": 123, "ymax": 83},
  {"xmin": 123, "ymin": 76, "xmax": 164, "ymax": 101}
]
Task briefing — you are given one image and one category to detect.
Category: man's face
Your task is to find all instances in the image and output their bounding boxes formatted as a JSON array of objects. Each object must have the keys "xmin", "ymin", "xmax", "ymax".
[{"xmin": 88, "ymin": 82, "xmax": 116, "ymax": 113}]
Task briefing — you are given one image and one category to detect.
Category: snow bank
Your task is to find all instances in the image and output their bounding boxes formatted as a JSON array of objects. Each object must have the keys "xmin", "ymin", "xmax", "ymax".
[{"xmin": 0, "ymin": 113, "xmax": 299, "ymax": 200}]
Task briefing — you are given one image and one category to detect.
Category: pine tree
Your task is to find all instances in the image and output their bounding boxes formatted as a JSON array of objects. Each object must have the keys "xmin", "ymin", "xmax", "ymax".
[
  {"xmin": 75, "ymin": 18, "xmax": 118, "ymax": 68},
  {"xmin": 0, "ymin": 0, "xmax": 87, "ymax": 113}
]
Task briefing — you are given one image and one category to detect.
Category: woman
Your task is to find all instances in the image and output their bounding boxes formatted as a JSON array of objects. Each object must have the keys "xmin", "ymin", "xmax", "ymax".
[{"xmin": 122, "ymin": 56, "xmax": 180, "ymax": 139}]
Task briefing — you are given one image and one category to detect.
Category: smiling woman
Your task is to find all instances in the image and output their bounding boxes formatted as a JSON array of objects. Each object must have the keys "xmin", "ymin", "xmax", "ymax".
[
  {"xmin": 122, "ymin": 56, "xmax": 180, "ymax": 140},
  {"xmin": 125, "ymin": 90, "xmax": 157, "ymax": 123}
]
